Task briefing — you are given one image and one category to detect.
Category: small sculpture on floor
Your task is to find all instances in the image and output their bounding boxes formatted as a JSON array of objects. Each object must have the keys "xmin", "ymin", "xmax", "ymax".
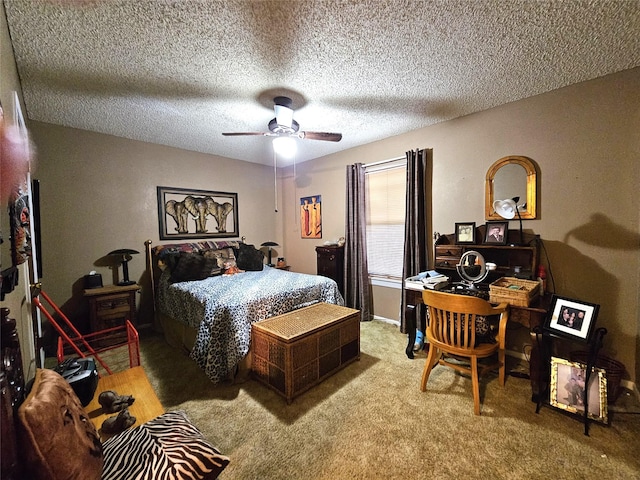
[
  {"xmin": 101, "ymin": 408, "xmax": 136, "ymax": 435},
  {"xmin": 98, "ymin": 390, "xmax": 135, "ymax": 413}
]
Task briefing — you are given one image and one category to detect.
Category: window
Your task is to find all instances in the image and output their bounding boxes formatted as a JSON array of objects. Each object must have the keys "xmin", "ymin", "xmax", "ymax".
[{"xmin": 365, "ymin": 160, "xmax": 406, "ymax": 279}]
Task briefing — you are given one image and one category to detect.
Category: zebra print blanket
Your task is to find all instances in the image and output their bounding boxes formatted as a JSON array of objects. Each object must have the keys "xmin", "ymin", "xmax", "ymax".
[{"xmin": 102, "ymin": 411, "xmax": 229, "ymax": 479}]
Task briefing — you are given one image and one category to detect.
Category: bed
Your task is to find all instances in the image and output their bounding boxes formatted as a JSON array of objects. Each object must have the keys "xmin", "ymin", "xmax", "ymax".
[{"xmin": 144, "ymin": 239, "xmax": 344, "ymax": 383}]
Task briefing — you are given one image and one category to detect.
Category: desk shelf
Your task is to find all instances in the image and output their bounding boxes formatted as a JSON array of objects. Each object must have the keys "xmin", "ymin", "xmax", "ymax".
[{"xmin": 435, "ymin": 227, "xmax": 539, "ymax": 281}]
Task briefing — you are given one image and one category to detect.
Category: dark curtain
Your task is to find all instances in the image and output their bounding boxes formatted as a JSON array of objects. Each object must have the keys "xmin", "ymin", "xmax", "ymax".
[
  {"xmin": 400, "ymin": 148, "xmax": 431, "ymax": 334},
  {"xmin": 344, "ymin": 163, "xmax": 371, "ymax": 322}
]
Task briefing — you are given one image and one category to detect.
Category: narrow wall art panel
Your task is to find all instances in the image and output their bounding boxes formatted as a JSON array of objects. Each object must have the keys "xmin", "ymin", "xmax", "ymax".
[{"xmin": 300, "ymin": 195, "xmax": 322, "ymax": 239}]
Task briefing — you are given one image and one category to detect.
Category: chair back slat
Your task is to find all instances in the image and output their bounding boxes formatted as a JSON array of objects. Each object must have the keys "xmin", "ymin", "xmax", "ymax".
[
  {"xmin": 430, "ymin": 308, "xmax": 479, "ymax": 350},
  {"xmin": 422, "ymin": 290, "xmax": 508, "ymax": 351}
]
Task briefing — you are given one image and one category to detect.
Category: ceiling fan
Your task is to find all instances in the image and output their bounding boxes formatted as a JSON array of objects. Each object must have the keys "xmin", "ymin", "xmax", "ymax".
[{"xmin": 222, "ymin": 96, "xmax": 342, "ymax": 143}]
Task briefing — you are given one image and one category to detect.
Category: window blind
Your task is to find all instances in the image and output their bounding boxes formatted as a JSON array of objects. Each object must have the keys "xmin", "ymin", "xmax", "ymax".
[{"xmin": 365, "ymin": 160, "xmax": 406, "ymax": 278}]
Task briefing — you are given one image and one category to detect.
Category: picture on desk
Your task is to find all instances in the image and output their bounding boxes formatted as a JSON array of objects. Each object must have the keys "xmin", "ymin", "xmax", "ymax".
[
  {"xmin": 545, "ymin": 295, "xmax": 599, "ymax": 343},
  {"xmin": 455, "ymin": 222, "xmax": 476, "ymax": 244},
  {"xmin": 550, "ymin": 356, "xmax": 608, "ymax": 424},
  {"xmin": 483, "ymin": 221, "xmax": 508, "ymax": 245}
]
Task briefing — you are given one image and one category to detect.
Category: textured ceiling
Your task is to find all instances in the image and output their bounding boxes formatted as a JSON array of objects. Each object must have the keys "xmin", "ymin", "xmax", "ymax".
[{"xmin": 4, "ymin": 0, "xmax": 640, "ymax": 166}]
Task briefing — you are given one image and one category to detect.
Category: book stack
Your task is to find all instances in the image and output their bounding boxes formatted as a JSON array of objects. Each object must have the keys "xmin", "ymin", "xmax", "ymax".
[
  {"xmin": 404, "ymin": 271, "xmax": 449, "ymax": 291},
  {"xmin": 422, "ymin": 271, "xmax": 449, "ymax": 289}
]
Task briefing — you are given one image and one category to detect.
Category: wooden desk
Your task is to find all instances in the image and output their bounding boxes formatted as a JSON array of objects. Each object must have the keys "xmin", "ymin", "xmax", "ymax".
[
  {"xmin": 404, "ymin": 286, "xmax": 550, "ymax": 398},
  {"xmin": 86, "ymin": 366, "xmax": 164, "ymax": 439}
]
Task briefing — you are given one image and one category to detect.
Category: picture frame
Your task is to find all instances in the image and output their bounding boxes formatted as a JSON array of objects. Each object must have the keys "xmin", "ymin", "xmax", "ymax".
[
  {"xmin": 550, "ymin": 356, "xmax": 608, "ymax": 424},
  {"xmin": 157, "ymin": 186, "xmax": 239, "ymax": 240},
  {"xmin": 455, "ymin": 222, "xmax": 476, "ymax": 244},
  {"xmin": 300, "ymin": 195, "xmax": 322, "ymax": 239},
  {"xmin": 483, "ymin": 221, "xmax": 508, "ymax": 245},
  {"xmin": 544, "ymin": 294, "xmax": 600, "ymax": 343}
]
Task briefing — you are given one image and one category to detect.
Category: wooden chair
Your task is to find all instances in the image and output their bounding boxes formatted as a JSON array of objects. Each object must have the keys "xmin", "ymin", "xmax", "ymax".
[{"xmin": 421, "ymin": 289, "xmax": 509, "ymax": 415}]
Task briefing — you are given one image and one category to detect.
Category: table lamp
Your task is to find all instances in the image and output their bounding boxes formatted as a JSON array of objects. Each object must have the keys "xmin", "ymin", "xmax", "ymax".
[
  {"xmin": 108, "ymin": 249, "xmax": 139, "ymax": 285},
  {"xmin": 493, "ymin": 196, "xmax": 525, "ymax": 246},
  {"xmin": 260, "ymin": 241, "xmax": 279, "ymax": 267}
]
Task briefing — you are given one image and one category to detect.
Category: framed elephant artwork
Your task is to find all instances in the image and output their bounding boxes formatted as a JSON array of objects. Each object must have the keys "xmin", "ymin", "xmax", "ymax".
[{"xmin": 157, "ymin": 186, "xmax": 239, "ymax": 240}]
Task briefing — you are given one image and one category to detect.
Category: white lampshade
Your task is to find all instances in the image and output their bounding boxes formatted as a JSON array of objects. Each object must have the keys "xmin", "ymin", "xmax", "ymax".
[
  {"xmin": 493, "ymin": 198, "xmax": 517, "ymax": 219},
  {"xmin": 272, "ymin": 136, "xmax": 297, "ymax": 158}
]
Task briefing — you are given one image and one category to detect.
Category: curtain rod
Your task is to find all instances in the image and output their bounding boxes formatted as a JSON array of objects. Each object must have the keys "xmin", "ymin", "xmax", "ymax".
[{"xmin": 363, "ymin": 155, "xmax": 405, "ymax": 168}]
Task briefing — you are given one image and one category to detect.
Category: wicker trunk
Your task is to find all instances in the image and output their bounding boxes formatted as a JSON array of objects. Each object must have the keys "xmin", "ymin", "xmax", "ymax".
[{"xmin": 251, "ymin": 303, "xmax": 360, "ymax": 403}]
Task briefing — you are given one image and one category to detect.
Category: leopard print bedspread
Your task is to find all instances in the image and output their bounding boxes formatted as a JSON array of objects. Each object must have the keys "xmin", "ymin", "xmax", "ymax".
[{"xmin": 158, "ymin": 266, "xmax": 344, "ymax": 383}]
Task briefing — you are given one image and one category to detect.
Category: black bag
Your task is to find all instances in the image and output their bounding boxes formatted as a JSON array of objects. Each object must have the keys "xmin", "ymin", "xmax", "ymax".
[{"xmin": 54, "ymin": 357, "xmax": 98, "ymax": 406}]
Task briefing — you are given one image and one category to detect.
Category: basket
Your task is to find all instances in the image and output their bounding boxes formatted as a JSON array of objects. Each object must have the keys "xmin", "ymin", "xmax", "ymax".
[
  {"xmin": 489, "ymin": 277, "xmax": 540, "ymax": 307},
  {"xmin": 570, "ymin": 351, "xmax": 626, "ymax": 404}
]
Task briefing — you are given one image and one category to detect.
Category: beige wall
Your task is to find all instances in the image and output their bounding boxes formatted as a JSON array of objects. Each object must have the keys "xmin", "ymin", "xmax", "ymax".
[
  {"xmin": 28, "ymin": 124, "xmax": 279, "ymax": 330},
  {"xmin": 281, "ymin": 68, "xmax": 640, "ymax": 383}
]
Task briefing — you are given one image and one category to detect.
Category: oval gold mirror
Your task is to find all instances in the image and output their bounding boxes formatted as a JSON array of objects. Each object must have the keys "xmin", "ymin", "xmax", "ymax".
[{"xmin": 485, "ymin": 155, "xmax": 538, "ymax": 220}]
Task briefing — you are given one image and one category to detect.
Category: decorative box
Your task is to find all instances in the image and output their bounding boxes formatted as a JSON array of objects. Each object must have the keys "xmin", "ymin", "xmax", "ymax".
[{"xmin": 489, "ymin": 277, "xmax": 540, "ymax": 307}]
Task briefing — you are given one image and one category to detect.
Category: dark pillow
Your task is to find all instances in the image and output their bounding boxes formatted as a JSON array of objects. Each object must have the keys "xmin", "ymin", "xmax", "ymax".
[
  {"xmin": 158, "ymin": 250, "xmax": 181, "ymax": 272},
  {"xmin": 101, "ymin": 410, "xmax": 230, "ymax": 480},
  {"xmin": 233, "ymin": 243, "xmax": 264, "ymax": 271},
  {"xmin": 170, "ymin": 252, "xmax": 221, "ymax": 283},
  {"xmin": 17, "ymin": 368, "xmax": 103, "ymax": 480}
]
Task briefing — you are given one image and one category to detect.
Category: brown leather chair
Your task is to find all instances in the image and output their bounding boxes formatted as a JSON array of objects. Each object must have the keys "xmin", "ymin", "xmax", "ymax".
[{"xmin": 421, "ymin": 289, "xmax": 509, "ymax": 415}]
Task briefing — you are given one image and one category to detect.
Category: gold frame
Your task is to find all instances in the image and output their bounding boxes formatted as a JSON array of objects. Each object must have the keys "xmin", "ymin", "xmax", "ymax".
[
  {"xmin": 549, "ymin": 356, "xmax": 608, "ymax": 424},
  {"xmin": 485, "ymin": 155, "xmax": 538, "ymax": 220}
]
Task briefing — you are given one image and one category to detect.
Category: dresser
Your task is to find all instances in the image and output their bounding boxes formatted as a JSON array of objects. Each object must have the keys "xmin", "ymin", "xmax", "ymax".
[{"xmin": 315, "ymin": 245, "xmax": 344, "ymax": 296}]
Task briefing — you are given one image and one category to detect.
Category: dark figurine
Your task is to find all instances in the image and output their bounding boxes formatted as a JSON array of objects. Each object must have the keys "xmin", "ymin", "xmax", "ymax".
[
  {"xmin": 98, "ymin": 390, "xmax": 135, "ymax": 413},
  {"xmin": 101, "ymin": 408, "xmax": 136, "ymax": 435}
]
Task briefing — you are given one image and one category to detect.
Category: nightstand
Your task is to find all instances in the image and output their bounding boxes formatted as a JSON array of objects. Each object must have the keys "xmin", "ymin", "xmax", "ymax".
[{"xmin": 84, "ymin": 284, "xmax": 139, "ymax": 345}]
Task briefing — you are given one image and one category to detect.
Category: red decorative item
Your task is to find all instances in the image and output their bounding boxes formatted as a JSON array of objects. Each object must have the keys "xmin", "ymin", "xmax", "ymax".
[{"xmin": 537, "ymin": 264, "xmax": 547, "ymax": 294}]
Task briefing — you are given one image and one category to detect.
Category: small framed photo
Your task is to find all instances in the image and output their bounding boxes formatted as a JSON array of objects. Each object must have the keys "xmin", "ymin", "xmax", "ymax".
[
  {"xmin": 484, "ymin": 221, "xmax": 508, "ymax": 245},
  {"xmin": 455, "ymin": 222, "xmax": 476, "ymax": 244},
  {"xmin": 550, "ymin": 356, "xmax": 608, "ymax": 424},
  {"xmin": 544, "ymin": 294, "xmax": 599, "ymax": 343}
]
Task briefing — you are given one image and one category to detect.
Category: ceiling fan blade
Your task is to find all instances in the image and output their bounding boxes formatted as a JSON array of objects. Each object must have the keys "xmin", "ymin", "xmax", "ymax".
[
  {"xmin": 222, "ymin": 132, "xmax": 270, "ymax": 137},
  {"xmin": 299, "ymin": 131, "xmax": 342, "ymax": 142}
]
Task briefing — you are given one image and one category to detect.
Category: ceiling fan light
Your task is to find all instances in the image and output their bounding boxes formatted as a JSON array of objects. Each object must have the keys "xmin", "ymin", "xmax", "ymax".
[
  {"xmin": 274, "ymin": 104, "xmax": 293, "ymax": 128},
  {"xmin": 272, "ymin": 136, "xmax": 297, "ymax": 158}
]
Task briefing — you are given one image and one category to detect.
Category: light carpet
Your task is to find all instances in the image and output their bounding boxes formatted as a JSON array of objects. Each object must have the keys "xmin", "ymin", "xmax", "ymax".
[{"xmin": 128, "ymin": 320, "xmax": 640, "ymax": 479}]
